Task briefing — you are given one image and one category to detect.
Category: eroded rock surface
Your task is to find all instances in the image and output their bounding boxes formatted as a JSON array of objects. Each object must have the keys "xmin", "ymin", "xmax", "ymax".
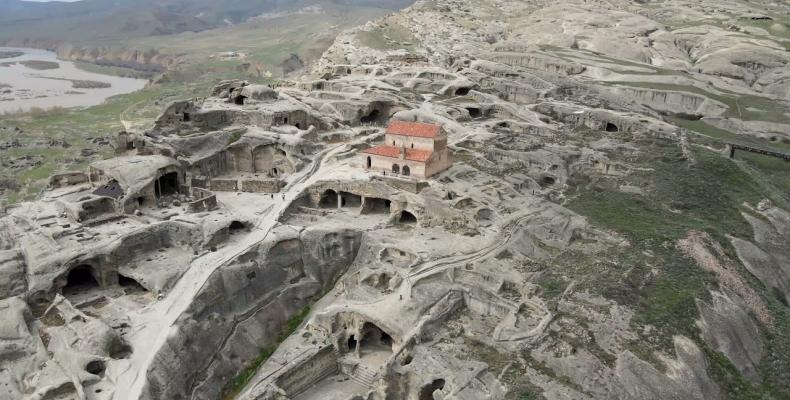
[{"xmin": 1, "ymin": 0, "xmax": 789, "ymax": 399}]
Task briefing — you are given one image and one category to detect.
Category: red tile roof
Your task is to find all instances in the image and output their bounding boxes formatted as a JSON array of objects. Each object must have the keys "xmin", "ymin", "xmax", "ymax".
[
  {"xmin": 406, "ymin": 148, "xmax": 433, "ymax": 162},
  {"xmin": 363, "ymin": 145, "xmax": 400, "ymax": 158},
  {"xmin": 363, "ymin": 145, "xmax": 433, "ymax": 162},
  {"xmin": 386, "ymin": 121, "xmax": 443, "ymax": 138}
]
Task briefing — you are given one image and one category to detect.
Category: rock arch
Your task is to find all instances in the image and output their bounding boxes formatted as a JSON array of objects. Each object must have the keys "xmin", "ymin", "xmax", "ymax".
[
  {"xmin": 359, "ymin": 321, "xmax": 394, "ymax": 355},
  {"xmin": 63, "ymin": 264, "xmax": 100, "ymax": 297},
  {"xmin": 399, "ymin": 210, "xmax": 417, "ymax": 224}
]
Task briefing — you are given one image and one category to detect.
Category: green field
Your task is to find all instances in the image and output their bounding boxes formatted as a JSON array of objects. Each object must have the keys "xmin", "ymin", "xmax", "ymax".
[{"xmin": 0, "ymin": 5, "xmax": 397, "ymax": 204}]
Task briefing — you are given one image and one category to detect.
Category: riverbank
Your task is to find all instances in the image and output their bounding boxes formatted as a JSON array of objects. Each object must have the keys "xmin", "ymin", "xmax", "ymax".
[{"xmin": 0, "ymin": 47, "xmax": 148, "ymax": 113}]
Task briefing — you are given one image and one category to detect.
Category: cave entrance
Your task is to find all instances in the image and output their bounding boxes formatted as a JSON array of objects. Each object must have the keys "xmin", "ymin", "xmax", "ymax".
[
  {"xmin": 363, "ymin": 197, "xmax": 390, "ymax": 214},
  {"xmin": 234, "ymin": 95, "xmax": 246, "ymax": 105},
  {"xmin": 360, "ymin": 109, "xmax": 381, "ymax": 125},
  {"xmin": 402, "ymin": 165, "xmax": 411, "ymax": 177},
  {"xmin": 541, "ymin": 176, "xmax": 556, "ymax": 187},
  {"xmin": 466, "ymin": 107, "xmax": 482, "ymax": 118},
  {"xmin": 155, "ymin": 172, "xmax": 179, "ymax": 199},
  {"xmin": 319, "ymin": 189, "xmax": 339, "ymax": 208},
  {"xmin": 366, "ymin": 156, "xmax": 372, "ymax": 169},
  {"xmin": 392, "ymin": 164, "xmax": 400, "ymax": 175},
  {"xmin": 399, "ymin": 211, "xmax": 417, "ymax": 225},
  {"xmin": 182, "ymin": 112, "xmax": 191, "ymax": 122},
  {"xmin": 229, "ymin": 220, "xmax": 248, "ymax": 234},
  {"xmin": 85, "ymin": 360, "xmax": 106, "ymax": 376},
  {"xmin": 419, "ymin": 379, "xmax": 446, "ymax": 400},
  {"xmin": 118, "ymin": 274, "xmax": 147, "ymax": 294},
  {"xmin": 605, "ymin": 122, "xmax": 619, "ymax": 132},
  {"xmin": 359, "ymin": 322, "xmax": 394, "ymax": 357},
  {"xmin": 63, "ymin": 265, "xmax": 100, "ymax": 297},
  {"xmin": 340, "ymin": 192, "xmax": 362, "ymax": 208},
  {"xmin": 347, "ymin": 335, "xmax": 357, "ymax": 352},
  {"xmin": 455, "ymin": 87, "xmax": 471, "ymax": 96}
]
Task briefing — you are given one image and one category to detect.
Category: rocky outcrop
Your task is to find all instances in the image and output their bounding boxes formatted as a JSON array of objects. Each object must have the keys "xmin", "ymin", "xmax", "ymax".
[
  {"xmin": 0, "ymin": 39, "xmax": 173, "ymax": 73},
  {"xmin": 696, "ymin": 290, "xmax": 764, "ymax": 382},
  {"xmin": 0, "ymin": 250, "xmax": 25, "ymax": 300},
  {"xmin": 0, "ymin": 297, "xmax": 48, "ymax": 400},
  {"xmin": 615, "ymin": 337, "xmax": 720, "ymax": 400},
  {"xmin": 139, "ymin": 226, "xmax": 363, "ymax": 400},
  {"xmin": 731, "ymin": 203, "xmax": 790, "ymax": 306}
]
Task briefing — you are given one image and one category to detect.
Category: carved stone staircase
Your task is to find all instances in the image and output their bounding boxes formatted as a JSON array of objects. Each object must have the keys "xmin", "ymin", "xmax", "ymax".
[{"xmin": 348, "ymin": 363, "xmax": 379, "ymax": 387}]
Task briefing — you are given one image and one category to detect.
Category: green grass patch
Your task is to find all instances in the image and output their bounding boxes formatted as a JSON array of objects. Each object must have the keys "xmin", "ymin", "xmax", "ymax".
[
  {"xmin": 563, "ymin": 143, "xmax": 733, "ymax": 336},
  {"xmin": 560, "ymin": 135, "xmax": 790, "ymax": 397},
  {"xmin": 74, "ymin": 61, "xmax": 155, "ymax": 79},
  {"xmin": 221, "ymin": 305, "xmax": 311, "ymax": 400}
]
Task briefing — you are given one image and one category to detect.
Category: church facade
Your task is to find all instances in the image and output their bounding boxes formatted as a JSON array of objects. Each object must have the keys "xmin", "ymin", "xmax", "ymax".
[{"xmin": 362, "ymin": 121, "xmax": 453, "ymax": 179}]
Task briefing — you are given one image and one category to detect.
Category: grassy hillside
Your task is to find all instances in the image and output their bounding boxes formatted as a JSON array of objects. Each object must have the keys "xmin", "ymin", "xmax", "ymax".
[
  {"xmin": 0, "ymin": 0, "xmax": 413, "ymax": 43},
  {"xmin": 0, "ymin": 2, "xmax": 410, "ymax": 203}
]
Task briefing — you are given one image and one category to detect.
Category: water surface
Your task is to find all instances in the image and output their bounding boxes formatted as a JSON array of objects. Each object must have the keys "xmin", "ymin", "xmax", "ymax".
[{"xmin": 0, "ymin": 47, "xmax": 148, "ymax": 113}]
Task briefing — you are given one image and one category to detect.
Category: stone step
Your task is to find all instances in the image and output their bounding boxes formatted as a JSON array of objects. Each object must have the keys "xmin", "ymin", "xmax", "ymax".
[{"xmin": 348, "ymin": 364, "xmax": 379, "ymax": 387}]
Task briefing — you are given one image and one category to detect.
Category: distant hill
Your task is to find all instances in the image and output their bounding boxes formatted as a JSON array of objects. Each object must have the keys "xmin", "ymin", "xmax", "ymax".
[{"xmin": 0, "ymin": 0, "xmax": 414, "ymax": 44}]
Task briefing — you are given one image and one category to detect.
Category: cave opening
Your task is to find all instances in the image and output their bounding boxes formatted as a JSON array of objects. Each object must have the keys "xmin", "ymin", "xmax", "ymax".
[
  {"xmin": 605, "ymin": 122, "xmax": 619, "ymax": 132},
  {"xmin": 229, "ymin": 220, "xmax": 248, "ymax": 233},
  {"xmin": 401, "ymin": 354, "xmax": 413, "ymax": 366},
  {"xmin": 455, "ymin": 87, "xmax": 471, "ymax": 96},
  {"xmin": 118, "ymin": 274, "xmax": 147, "ymax": 293},
  {"xmin": 319, "ymin": 189, "xmax": 339, "ymax": 208},
  {"xmin": 63, "ymin": 265, "xmax": 100, "ymax": 296},
  {"xmin": 360, "ymin": 109, "xmax": 381, "ymax": 124},
  {"xmin": 359, "ymin": 322, "xmax": 393, "ymax": 355},
  {"xmin": 466, "ymin": 107, "xmax": 482, "ymax": 118},
  {"xmin": 111, "ymin": 343, "xmax": 133, "ymax": 359},
  {"xmin": 419, "ymin": 379, "xmax": 446, "ymax": 400},
  {"xmin": 155, "ymin": 172, "xmax": 179, "ymax": 199},
  {"xmin": 347, "ymin": 335, "xmax": 357, "ymax": 351},
  {"xmin": 340, "ymin": 192, "xmax": 362, "ymax": 208},
  {"xmin": 85, "ymin": 360, "xmax": 106, "ymax": 376},
  {"xmin": 234, "ymin": 95, "xmax": 246, "ymax": 105},
  {"xmin": 363, "ymin": 197, "xmax": 391, "ymax": 214},
  {"xmin": 399, "ymin": 211, "xmax": 417, "ymax": 225}
]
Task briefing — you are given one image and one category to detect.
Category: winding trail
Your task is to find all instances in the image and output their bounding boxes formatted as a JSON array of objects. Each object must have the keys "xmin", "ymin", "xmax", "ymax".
[{"xmin": 117, "ymin": 144, "xmax": 346, "ymax": 400}]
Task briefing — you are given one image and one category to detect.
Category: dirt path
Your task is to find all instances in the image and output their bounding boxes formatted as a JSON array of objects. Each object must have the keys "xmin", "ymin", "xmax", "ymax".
[{"xmin": 117, "ymin": 144, "xmax": 346, "ymax": 400}]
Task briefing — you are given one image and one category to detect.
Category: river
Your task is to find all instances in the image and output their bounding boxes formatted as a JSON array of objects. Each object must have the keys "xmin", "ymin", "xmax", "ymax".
[{"xmin": 0, "ymin": 47, "xmax": 148, "ymax": 113}]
